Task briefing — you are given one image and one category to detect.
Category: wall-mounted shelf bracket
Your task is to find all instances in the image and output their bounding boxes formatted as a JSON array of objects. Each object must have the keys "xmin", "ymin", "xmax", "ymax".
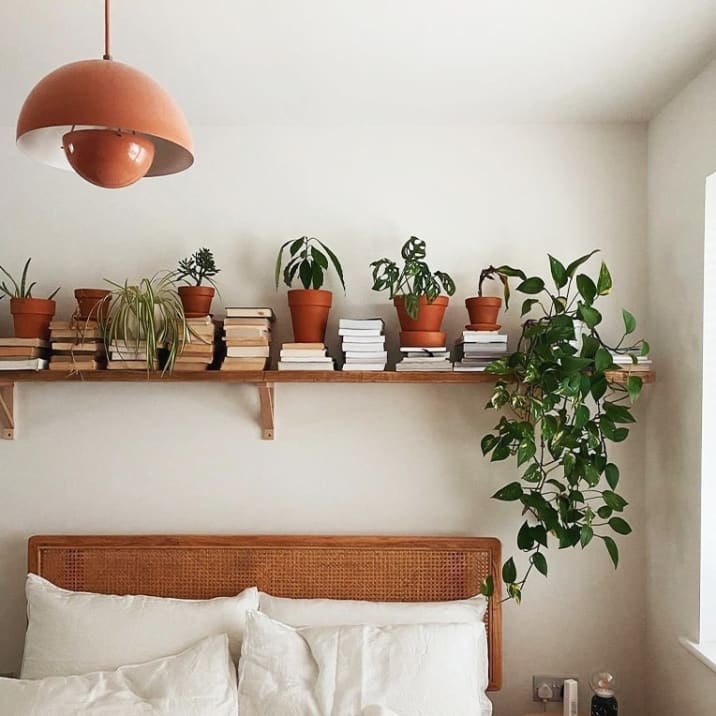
[
  {"xmin": 0, "ymin": 382, "xmax": 15, "ymax": 440},
  {"xmin": 257, "ymin": 382, "xmax": 275, "ymax": 440}
]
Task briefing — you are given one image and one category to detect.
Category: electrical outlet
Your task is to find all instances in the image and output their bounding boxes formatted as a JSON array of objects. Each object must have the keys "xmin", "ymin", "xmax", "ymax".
[{"xmin": 532, "ymin": 675, "xmax": 579, "ymax": 703}]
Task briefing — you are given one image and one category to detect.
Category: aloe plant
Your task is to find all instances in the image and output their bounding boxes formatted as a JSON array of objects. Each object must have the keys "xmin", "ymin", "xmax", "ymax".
[
  {"xmin": 0, "ymin": 258, "xmax": 60, "ymax": 299},
  {"xmin": 99, "ymin": 272, "xmax": 187, "ymax": 372}
]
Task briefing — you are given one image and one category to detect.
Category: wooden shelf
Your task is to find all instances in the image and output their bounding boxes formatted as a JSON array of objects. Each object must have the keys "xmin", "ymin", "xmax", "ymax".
[{"xmin": 0, "ymin": 369, "xmax": 654, "ymax": 441}]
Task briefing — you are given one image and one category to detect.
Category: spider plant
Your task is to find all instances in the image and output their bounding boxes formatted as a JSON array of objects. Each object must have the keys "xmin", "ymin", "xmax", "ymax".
[
  {"xmin": 0, "ymin": 258, "xmax": 60, "ymax": 299},
  {"xmin": 99, "ymin": 272, "xmax": 187, "ymax": 372}
]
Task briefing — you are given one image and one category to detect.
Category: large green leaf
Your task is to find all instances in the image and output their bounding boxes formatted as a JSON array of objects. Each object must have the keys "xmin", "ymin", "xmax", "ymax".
[
  {"xmin": 627, "ymin": 375, "xmax": 643, "ymax": 403},
  {"xmin": 517, "ymin": 277, "xmax": 545, "ymax": 295},
  {"xmin": 578, "ymin": 303, "xmax": 602, "ymax": 328},
  {"xmin": 493, "ymin": 482, "xmax": 523, "ymax": 501},
  {"xmin": 502, "ymin": 557, "xmax": 517, "ymax": 584},
  {"xmin": 602, "ymin": 535, "xmax": 619, "ymax": 568},
  {"xmin": 605, "ymin": 463, "xmax": 620, "ymax": 490},
  {"xmin": 603, "ymin": 490, "xmax": 628, "ymax": 511},
  {"xmin": 622, "ymin": 309, "xmax": 637, "ymax": 335},
  {"xmin": 566, "ymin": 249, "xmax": 600, "ymax": 278},
  {"xmin": 597, "ymin": 262, "xmax": 612, "ymax": 295},
  {"xmin": 480, "ymin": 575, "xmax": 494, "ymax": 597},
  {"xmin": 609, "ymin": 517, "xmax": 632, "ymax": 535},
  {"xmin": 576, "ymin": 274, "xmax": 597, "ymax": 304},
  {"xmin": 548, "ymin": 255, "xmax": 568, "ymax": 289},
  {"xmin": 531, "ymin": 552, "xmax": 548, "ymax": 576},
  {"xmin": 594, "ymin": 347, "xmax": 613, "ymax": 373}
]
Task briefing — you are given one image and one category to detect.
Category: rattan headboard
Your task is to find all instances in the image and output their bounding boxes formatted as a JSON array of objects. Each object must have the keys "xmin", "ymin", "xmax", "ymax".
[{"xmin": 28, "ymin": 534, "xmax": 502, "ymax": 690}]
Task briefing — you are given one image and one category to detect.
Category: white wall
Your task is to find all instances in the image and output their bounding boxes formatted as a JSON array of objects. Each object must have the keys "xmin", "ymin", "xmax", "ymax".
[
  {"xmin": 646, "ymin": 59, "xmax": 716, "ymax": 714},
  {"xmin": 0, "ymin": 123, "xmax": 648, "ymax": 714}
]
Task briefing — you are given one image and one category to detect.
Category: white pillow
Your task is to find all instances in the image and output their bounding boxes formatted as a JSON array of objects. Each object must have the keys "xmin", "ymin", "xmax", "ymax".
[
  {"xmin": 238, "ymin": 611, "xmax": 493, "ymax": 716},
  {"xmin": 21, "ymin": 573, "xmax": 258, "ymax": 678},
  {"xmin": 259, "ymin": 591, "xmax": 488, "ymax": 627},
  {"xmin": 2, "ymin": 634, "xmax": 237, "ymax": 716}
]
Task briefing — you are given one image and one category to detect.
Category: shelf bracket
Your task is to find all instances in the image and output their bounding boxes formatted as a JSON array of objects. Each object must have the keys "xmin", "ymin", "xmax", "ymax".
[
  {"xmin": 0, "ymin": 382, "xmax": 15, "ymax": 440},
  {"xmin": 257, "ymin": 382, "xmax": 275, "ymax": 440}
]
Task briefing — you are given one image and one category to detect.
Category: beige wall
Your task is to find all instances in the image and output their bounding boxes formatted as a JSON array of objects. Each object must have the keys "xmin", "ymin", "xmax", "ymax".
[
  {"xmin": 0, "ymin": 123, "xmax": 648, "ymax": 713},
  {"xmin": 646, "ymin": 58, "xmax": 716, "ymax": 714}
]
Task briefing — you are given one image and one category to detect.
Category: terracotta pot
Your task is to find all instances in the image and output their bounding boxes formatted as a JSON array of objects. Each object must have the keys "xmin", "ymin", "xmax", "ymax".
[
  {"xmin": 399, "ymin": 330, "xmax": 447, "ymax": 348},
  {"xmin": 288, "ymin": 289, "xmax": 332, "ymax": 343},
  {"xmin": 10, "ymin": 297, "xmax": 56, "ymax": 339},
  {"xmin": 393, "ymin": 295, "xmax": 449, "ymax": 333},
  {"xmin": 465, "ymin": 296, "xmax": 502, "ymax": 329},
  {"xmin": 74, "ymin": 288, "xmax": 111, "ymax": 321},
  {"xmin": 178, "ymin": 286, "xmax": 215, "ymax": 318}
]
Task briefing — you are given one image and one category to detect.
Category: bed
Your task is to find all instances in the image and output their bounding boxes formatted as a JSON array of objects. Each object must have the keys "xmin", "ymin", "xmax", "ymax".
[{"xmin": 28, "ymin": 533, "xmax": 503, "ymax": 692}]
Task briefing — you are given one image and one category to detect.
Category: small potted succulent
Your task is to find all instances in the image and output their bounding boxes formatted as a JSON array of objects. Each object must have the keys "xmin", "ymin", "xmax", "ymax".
[
  {"xmin": 465, "ymin": 265, "xmax": 526, "ymax": 329},
  {"xmin": 0, "ymin": 258, "xmax": 59, "ymax": 339},
  {"xmin": 370, "ymin": 236, "xmax": 455, "ymax": 346},
  {"xmin": 74, "ymin": 288, "xmax": 111, "ymax": 321},
  {"xmin": 176, "ymin": 248, "xmax": 220, "ymax": 317},
  {"xmin": 275, "ymin": 236, "xmax": 345, "ymax": 342}
]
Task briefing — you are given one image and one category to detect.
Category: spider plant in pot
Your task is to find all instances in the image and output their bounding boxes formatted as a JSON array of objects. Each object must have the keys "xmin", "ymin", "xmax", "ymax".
[
  {"xmin": 176, "ymin": 248, "xmax": 220, "ymax": 317},
  {"xmin": 478, "ymin": 250, "xmax": 649, "ymax": 604},
  {"xmin": 0, "ymin": 258, "xmax": 60, "ymax": 339},
  {"xmin": 370, "ymin": 236, "xmax": 455, "ymax": 347},
  {"xmin": 99, "ymin": 272, "xmax": 187, "ymax": 372},
  {"xmin": 465, "ymin": 265, "xmax": 526, "ymax": 330},
  {"xmin": 275, "ymin": 236, "xmax": 345, "ymax": 343}
]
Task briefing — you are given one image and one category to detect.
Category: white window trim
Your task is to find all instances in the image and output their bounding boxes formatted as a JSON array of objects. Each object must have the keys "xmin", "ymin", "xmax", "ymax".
[{"xmin": 680, "ymin": 638, "xmax": 716, "ymax": 674}]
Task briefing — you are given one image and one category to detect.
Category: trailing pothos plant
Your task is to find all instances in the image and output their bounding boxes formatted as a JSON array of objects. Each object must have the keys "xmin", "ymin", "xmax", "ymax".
[
  {"xmin": 479, "ymin": 250, "xmax": 649, "ymax": 603},
  {"xmin": 370, "ymin": 236, "xmax": 456, "ymax": 319}
]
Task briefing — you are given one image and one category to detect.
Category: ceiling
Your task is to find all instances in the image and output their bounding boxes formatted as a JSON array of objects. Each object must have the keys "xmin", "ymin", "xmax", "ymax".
[{"xmin": 1, "ymin": 0, "xmax": 715, "ymax": 125}]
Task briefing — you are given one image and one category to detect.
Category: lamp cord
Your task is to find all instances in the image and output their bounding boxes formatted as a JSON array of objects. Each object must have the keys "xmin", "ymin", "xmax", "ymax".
[{"xmin": 103, "ymin": 0, "xmax": 112, "ymax": 60}]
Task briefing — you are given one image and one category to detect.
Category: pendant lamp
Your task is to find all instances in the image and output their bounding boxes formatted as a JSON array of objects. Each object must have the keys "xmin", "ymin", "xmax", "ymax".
[{"xmin": 16, "ymin": 0, "xmax": 193, "ymax": 188}]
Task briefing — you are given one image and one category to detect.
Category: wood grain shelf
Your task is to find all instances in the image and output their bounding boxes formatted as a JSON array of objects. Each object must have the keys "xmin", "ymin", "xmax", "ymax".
[{"xmin": 0, "ymin": 369, "xmax": 654, "ymax": 441}]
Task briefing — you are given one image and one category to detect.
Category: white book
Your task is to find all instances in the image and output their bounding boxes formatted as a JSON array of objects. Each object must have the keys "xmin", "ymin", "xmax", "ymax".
[
  {"xmin": 338, "ymin": 318, "xmax": 384, "ymax": 331},
  {"xmin": 225, "ymin": 306, "xmax": 275, "ymax": 319},
  {"xmin": 463, "ymin": 331, "xmax": 508, "ymax": 343},
  {"xmin": 278, "ymin": 356, "xmax": 333, "ymax": 363},
  {"xmin": 345, "ymin": 356, "xmax": 386, "ymax": 364},
  {"xmin": 226, "ymin": 346, "xmax": 270, "ymax": 358},
  {"xmin": 278, "ymin": 361, "xmax": 335, "ymax": 371},
  {"xmin": 396, "ymin": 363, "xmax": 452, "ymax": 371},
  {"xmin": 342, "ymin": 343, "xmax": 386, "ymax": 353},
  {"xmin": 399, "ymin": 356, "xmax": 451, "ymax": 363},
  {"xmin": 453, "ymin": 364, "xmax": 488, "ymax": 372},
  {"xmin": 341, "ymin": 364, "xmax": 386, "ymax": 371},
  {"xmin": 399, "ymin": 346, "xmax": 447, "ymax": 353},
  {"xmin": 340, "ymin": 334, "xmax": 385, "ymax": 345},
  {"xmin": 0, "ymin": 358, "xmax": 48, "ymax": 371},
  {"xmin": 344, "ymin": 351, "xmax": 387, "ymax": 359},
  {"xmin": 339, "ymin": 328, "xmax": 383, "ymax": 337},
  {"xmin": 280, "ymin": 349, "xmax": 327, "ymax": 358}
]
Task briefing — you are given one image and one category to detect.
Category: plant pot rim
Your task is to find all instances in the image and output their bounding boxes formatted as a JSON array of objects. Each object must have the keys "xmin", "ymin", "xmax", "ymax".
[
  {"xmin": 287, "ymin": 288, "xmax": 333, "ymax": 296},
  {"xmin": 74, "ymin": 288, "xmax": 110, "ymax": 296},
  {"xmin": 10, "ymin": 297, "xmax": 56, "ymax": 308},
  {"xmin": 178, "ymin": 285, "xmax": 215, "ymax": 295},
  {"xmin": 393, "ymin": 295, "xmax": 450, "ymax": 306},
  {"xmin": 466, "ymin": 296, "xmax": 502, "ymax": 305}
]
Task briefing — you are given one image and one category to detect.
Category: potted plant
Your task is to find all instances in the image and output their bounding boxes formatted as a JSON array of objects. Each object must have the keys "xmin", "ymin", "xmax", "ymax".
[
  {"xmin": 176, "ymin": 248, "xmax": 220, "ymax": 317},
  {"xmin": 74, "ymin": 288, "xmax": 111, "ymax": 321},
  {"xmin": 478, "ymin": 250, "xmax": 649, "ymax": 603},
  {"xmin": 465, "ymin": 265, "xmax": 526, "ymax": 330},
  {"xmin": 0, "ymin": 258, "xmax": 59, "ymax": 339},
  {"xmin": 100, "ymin": 272, "xmax": 187, "ymax": 372},
  {"xmin": 370, "ymin": 236, "xmax": 455, "ymax": 346},
  {"xmin": 275, "ymin": 236, "xmax": 345, "ymax": 343}
]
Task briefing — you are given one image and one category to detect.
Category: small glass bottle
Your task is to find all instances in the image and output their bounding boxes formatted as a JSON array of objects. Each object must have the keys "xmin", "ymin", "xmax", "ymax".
[{"xmin": 590, "ymin": 671, "xmax": 618, "ymax": 716}]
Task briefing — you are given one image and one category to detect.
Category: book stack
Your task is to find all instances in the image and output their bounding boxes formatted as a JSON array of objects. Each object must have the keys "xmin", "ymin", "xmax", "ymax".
[
  {"xmin": 174, "ymin": 316, "xmax": 218, "ymax": 372},
  {"xmin": 609, "ymin": 350, "xmax": 652, "ymax": 372},
  {"xmin": 339, "ymin": 318, "xmax": 387, "ymax": 372},
  {"xmin": 453, "ymin": 330, "xmax": 508, "ymax": 371},
  {"xmin": 395, "ymin": 345, "xmax": 452, "ymax": 371},
  {"xmin": 221, "ymin": 307, "xmax": 274, "ymax": 371},
  {"xmin": 278, "ymin": 343, "xmax": 334, "ymax": 371},
  {"xmin": 107, "ymin": 340, "xmax": 160, "ymax": 370},
  {"xmin": 48, "ymin": 320, "xmax": 106, "ymax": 371},
  {"xmin": 0, "ymin": 337, "xmax": 49, "ymax": 371}
]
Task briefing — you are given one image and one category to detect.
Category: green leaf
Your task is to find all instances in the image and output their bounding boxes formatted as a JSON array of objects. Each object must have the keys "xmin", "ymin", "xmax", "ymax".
[
  {"xmin": 493, "ymin": 482, "xmax": 523, "ymax": 501},
  {"xmin": 548, "ymin": 255, "xmax": 568, "ymax": 289},
  {"xmin": 521, "ymin": 298, "xmax": 539, "ymax": 317},
  {"xmin": 311, "ymin": 262, "xmax": 324, "ymax": 289},
  {"xmin": 480, "ymin": 434, "xmax": 498, "ymax": 455},
  {"xmin": 311, "ymin": 247, "xmax": 328, "ymax": 269},
  {"xmin": 517, "ymin": 522, "xmax": 534, "ymax": 551},
  {"xmin": 602, "ymin": 535, "xmax": 619, "ymax": 568},
  {"xmin": 578, "ymin": 303, "xmax": 602, "ymax": 329},
  {"xmin": 609, "ymin": 517, "xmax": 632, "ymax": 535},
  {"xmin": 603, "ymin": 490, "xmax": 628, "ymax": 512},
  {"xmin": 597, "ymin": 261, "xmax": 612, "ymax": 295},
  {"xmin": 594, "ymin": 346, "xmax": 613, "ymax": 373},
  {"xmin": 640, "ymin": 340, "xmax": 650, "ymax": 357},
  {"xmin": 622, "ymin": 309, "xmax": 637, "ymax": 335},
  {"xmin": 516, "ymin": 277, "xmax": 545, "ymax": 295},
  {"xmin": 298, "ymin": 260, "xmax": 313, "ymax": 289},
  {"xmin": 531, "ymin": 552, "xmax": 548, "ymax": 576},
  {"xmin": 517, "ymin": 440, "xmax": 536, "ymax": 466},
  {"xmin": 507, "ymin": 583, "xmax": 522, "ymax": 604},
  {"xmin": 576, "ymin": 274, "xmax": 597, "ymax": 304},
  {"xmin": 597, "ymin": 506, "xmax": 613, "ymax": 520},
  {"xmin": 502, "ymin": 557, "xmax": 517, "ymax": 584},
  {"xmin": 316, "ymin": 239, "xmax": 346, "ymax": 292},
  {"xmin": 566, "ymin": 249, "xmax": 600, "ymax": 278},
  {"xmin": 627, "ymin": 375, "xmax": 643, "ymax": 404},
  {"xmin": 580, "ymin": 525, "xmax": 594, "ymax": 548},
  {"xmin": 490, "ymin": 443, "xmax": 511, "ymax": 462},
  {"xmin": 605, "ymin": 463, "xmax": 620, "ymax": 490},
  {"xmin": 574, "ymin": 404, "xmax": 589, "ymax": 430},
  {"xmin": 480, "ymin": 575, "xmax": 494, "ymax": 597}
]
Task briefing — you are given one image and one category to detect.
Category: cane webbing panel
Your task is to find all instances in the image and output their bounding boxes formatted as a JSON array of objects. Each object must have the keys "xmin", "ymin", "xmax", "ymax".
[{"xmin": 28, "ymin": 535, "xmax": 502, "ymax": 690}]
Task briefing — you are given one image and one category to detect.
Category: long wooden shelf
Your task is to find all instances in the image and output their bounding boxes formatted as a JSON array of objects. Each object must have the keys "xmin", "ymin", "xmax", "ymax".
[{"xmin": 0, "ymin": 369, "xmax": 655, "ymax": 441}]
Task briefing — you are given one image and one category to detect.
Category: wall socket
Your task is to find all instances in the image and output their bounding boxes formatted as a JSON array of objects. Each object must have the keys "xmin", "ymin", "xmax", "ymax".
[{"xmin": 532, "ymin": 675, "xmax": 579, "ymax": 702}]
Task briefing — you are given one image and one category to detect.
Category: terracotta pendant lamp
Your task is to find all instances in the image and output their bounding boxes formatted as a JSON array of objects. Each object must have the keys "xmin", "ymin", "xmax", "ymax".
[{"xmin": 16, "ymin": 0, "xmax": 193, "ymax": 189}]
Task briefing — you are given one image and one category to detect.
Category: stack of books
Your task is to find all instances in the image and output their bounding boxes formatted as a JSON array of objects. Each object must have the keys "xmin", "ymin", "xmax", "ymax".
[
  {"xmin": 48, "ymin": 320, "xmax": 106, "ymax": 372},
  {"xmin": 395, "ymin": 345, "xmax": 452, "ymax": 371},
  {"xmin": 221, "ymin": 307, "xmax": 274, "ymax": 371},
  {"xmin": 0, "ymin": 337, "xmax": 49, "ymax": 371},
  {"xmin": 339, "ymin": 318, "xmax": 387, "ymax": 372},
  {"xmin": 174, "ymin": 316, "xmax": 218, "ymax": 372},
  {"xmin": 278, "ymin": 343, "xmax": 334, "ymax": 371},
  {"xmin": 609, "ymin": 350, "xmax": 652, "ymax": 372},
  {"xmin": 107, "ymin": 340, "xmax": 160, "ymax": 370},
  {"xmin": 453, "ymin": 330, "xmax": 508, "ymax": 371}
]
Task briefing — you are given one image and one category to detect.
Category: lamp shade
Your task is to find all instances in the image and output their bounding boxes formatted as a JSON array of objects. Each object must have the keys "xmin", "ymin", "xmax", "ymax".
[{"xmin": 16, "ymin": 59, "xmax": 193, "ymax": 179}]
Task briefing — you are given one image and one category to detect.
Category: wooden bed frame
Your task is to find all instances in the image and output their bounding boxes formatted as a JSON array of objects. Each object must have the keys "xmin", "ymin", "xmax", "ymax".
[{"xmin": 28, "ymin": 534, "xmax": 502, "ymax": 690}]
